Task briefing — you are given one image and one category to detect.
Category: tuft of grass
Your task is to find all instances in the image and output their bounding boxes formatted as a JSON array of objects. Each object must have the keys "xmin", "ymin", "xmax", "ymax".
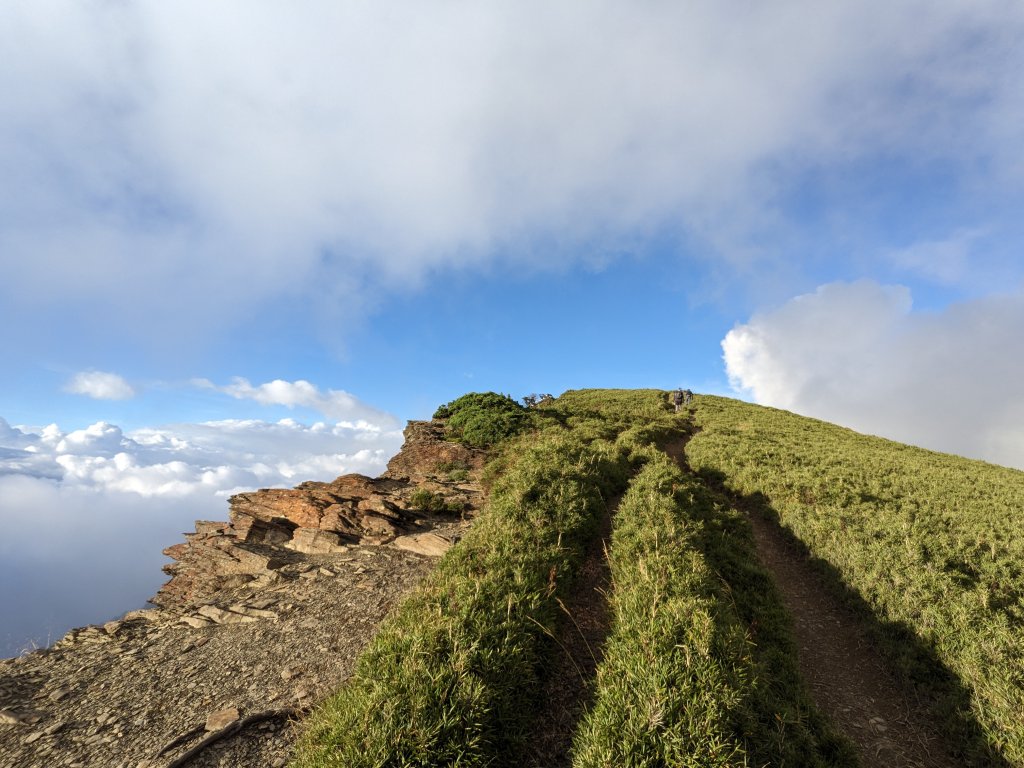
[
  {"xmin": 688, "ymin": 395, "xmax": 1024, "ymax": 766},
  {"xmin": 408, "ymin": 488, "xmax": 465, "ymax": 515},
  {"xmin": 572, "ymin": 449, "xmax": 853, "ymax": 767},
  {"xmin": 434, "ymin": 460, "xmax": 472, "ymax": 483}
]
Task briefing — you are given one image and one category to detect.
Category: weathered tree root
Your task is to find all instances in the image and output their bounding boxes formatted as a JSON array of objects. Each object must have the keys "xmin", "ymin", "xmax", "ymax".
[{"xmin": 154, "ymin": 706, "xmax": 306, "ymax": 767}]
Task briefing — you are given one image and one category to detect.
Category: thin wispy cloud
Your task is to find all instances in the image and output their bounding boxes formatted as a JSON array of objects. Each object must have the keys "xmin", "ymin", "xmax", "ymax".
[
  {"xmin": 193, "ymin": 377, "xmax": 400, "ymax": 428},
  {"xmin": 885, "ymin": 229, "xmax": 985, "ymax": 286}
]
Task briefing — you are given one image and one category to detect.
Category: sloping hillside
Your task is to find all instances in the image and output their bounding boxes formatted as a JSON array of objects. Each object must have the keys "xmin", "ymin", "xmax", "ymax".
[
  {"xmin": 687, "ymin": 395, "xmax": 1024, "ymax": 766},
  {"xmin": 4, "ymin": 389, "xmax": 1021, "ymax": 767},
  {"xmin": 293, "ymin": 389, "xmax": 1024, "ymax": 767}
]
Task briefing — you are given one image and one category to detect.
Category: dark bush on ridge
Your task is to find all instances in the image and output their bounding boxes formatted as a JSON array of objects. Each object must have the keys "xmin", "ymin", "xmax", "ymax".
[{"xmin": 434, "ymin": 392, "xmax": 529, "ymax": 447}]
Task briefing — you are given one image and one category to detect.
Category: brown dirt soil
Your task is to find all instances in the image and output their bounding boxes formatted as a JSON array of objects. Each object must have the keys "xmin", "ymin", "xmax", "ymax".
[
  {"xmin": 663, "ymin": 432, "xmax": 961, "ymax": 768},
  {"xmin": 0, "ymin": 541, "xmax": 448, "ymax": 768},
  {"xmin": 743, "ymin": 509, "xmax": 961, "ymax": 767}
]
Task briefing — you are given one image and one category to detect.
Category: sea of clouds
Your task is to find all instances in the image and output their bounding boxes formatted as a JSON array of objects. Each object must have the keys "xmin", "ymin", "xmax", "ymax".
[{"xmin": 0, "ymin": 388, "xmax": 402, "ymax": 657}]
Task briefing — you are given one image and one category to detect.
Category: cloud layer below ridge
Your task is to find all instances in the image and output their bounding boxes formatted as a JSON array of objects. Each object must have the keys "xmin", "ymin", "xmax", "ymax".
[{"xmin": 0, "ymin": 386, "xmax": 403, "ymax": 656}]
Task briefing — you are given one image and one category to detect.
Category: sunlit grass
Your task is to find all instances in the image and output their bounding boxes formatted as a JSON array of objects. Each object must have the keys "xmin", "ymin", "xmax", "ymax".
[
  {"xmin": 572, "ymin": 448, "xmax": 853, "ymax": 767},
  {"xmin": 292, "ymin": 388, "xmax": 1024, "ymax": 766},
  {"xmin": 688, "ymin": 395, "xmax": 1024, "ymax": 765},
  {"xmin": 292, "ymin": 400, "xmax": 638, "ymax": 767}
]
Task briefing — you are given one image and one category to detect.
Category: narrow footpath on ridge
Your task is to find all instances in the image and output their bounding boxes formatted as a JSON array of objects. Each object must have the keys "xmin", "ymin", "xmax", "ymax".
[
  {"xmin": 663, "ymin": 427, "xmax": 961, "ymax": 768},
  {"xmin": 523, "ymin": 492, "xmax": 619, "ymax": 768}
]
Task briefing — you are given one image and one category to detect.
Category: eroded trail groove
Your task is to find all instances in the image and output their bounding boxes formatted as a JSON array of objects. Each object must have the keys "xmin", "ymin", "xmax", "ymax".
[
  {"xmin": 663, "ymin": 431, "xmax": 961, "ymax": 768},
  {"xmin": 523, "ymin": 493, "xmax": 618, "ymax": 768}
]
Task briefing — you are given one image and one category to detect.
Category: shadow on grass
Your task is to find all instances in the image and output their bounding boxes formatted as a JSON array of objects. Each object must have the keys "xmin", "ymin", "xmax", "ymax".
[
  {"xmin": 694, "ymin": 465, "xmax": 1013, "ymax": 768},
  {"xmin": 518, "ymin": 496, "xmax": 617, "ymax": 768},
  {"xmin": 683, "ymin": 468, "xmax": 858, "ymax": 765}
]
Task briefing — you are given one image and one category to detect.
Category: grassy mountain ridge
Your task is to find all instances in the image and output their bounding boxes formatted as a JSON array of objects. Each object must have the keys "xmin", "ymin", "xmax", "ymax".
[
  {"xmin": 293, "ymin": 389, "xmax": 1024, "ymax": 766},
  {"xmin": 688, "ymin": 395, "xmax": 1024, "ymax": 765}
]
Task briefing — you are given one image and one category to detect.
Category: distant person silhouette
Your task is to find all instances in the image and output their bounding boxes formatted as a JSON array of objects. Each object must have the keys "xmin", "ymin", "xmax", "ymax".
[
  {"xmin": 683, "ymin": 389, "xmax": 693, "ymax": 405},
  {"xmin": 673, "ymin": 389, "xmax": 684, "ymax": 412}
]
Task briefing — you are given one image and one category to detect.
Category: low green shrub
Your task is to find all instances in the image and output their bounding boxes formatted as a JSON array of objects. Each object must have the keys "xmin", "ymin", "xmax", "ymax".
[
  {"xmin": 434, "ymin": 460, "xmax": 471, "ymax": 483},
  {"xmin": 434, "ymin": 392, "xmax": 530, "ymax": 447},
  {"xmin": 408, "ymin": 488, "xmax": 465, "ymax": 515}
]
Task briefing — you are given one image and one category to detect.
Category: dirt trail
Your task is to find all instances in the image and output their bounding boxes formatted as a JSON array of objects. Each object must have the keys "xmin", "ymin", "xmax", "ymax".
[
  {"xmin": 663, "ymin": 432, "xmax": 961, "ymax": 768},
  {"xmin": 523, "ymin": 493, "xmax": 618, "ymax": 768}
]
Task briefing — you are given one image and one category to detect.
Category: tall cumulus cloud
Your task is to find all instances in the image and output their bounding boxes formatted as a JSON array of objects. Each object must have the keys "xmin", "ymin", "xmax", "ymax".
[{"xmin": 723, "ymin": 281, "xmax": 1024, "ymax": 470}]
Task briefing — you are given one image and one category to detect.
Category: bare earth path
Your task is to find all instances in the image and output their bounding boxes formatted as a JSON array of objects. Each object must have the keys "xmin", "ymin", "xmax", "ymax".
[
  {"xmin": 663, "ymin": 431, "xmax": 961, "ymax": 768},
  {"xmin": 522, "ymin": 493, "xmax": 618, "ymax": 768}
]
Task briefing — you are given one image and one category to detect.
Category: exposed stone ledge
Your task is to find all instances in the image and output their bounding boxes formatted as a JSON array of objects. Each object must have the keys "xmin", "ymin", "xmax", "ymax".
[{"xmin": 154, "ymin": 418, "xmax": 482, "ymax": 611}]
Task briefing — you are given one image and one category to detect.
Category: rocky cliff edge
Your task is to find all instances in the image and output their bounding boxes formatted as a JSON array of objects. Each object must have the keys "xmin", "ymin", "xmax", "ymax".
[{"xmin": 0, "ymin": 419, "xmax": 487, "ymax": 768}]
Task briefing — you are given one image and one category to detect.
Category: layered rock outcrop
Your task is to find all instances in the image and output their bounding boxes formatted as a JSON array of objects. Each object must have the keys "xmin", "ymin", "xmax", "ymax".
[
  {"xmin": 382, "ymin": 419, "xmax": 484, "ymax": 481},
  {"xmin": 154, "ymin": 420, "xmax": 483, "ymax": 611}
]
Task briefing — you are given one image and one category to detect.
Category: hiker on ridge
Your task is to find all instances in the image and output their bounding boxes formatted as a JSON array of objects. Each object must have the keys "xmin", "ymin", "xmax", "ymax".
[
  {"xmin": 673, "ymin": 389, "xmax": 684, "ymax": 412},
  {"xmin": 683, "ymin": 389, "xmax": 693, "ymax": 405}
]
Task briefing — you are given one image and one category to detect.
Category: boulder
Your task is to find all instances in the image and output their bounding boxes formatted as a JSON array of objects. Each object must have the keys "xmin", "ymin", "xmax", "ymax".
[
  {"xmin": 205, "ymin": 707, "xmax": 240, "ymax": 731},
  {"xmin": 360, "ymin": 514, "xmax": 399, "ymax": 539},
  {"xmin": 286, "ymin": 528, "xmax": 349, "ymax": 554},
  {"xmin": 392, "ymin": 533, "xmax": 454, "ymax": 558}
]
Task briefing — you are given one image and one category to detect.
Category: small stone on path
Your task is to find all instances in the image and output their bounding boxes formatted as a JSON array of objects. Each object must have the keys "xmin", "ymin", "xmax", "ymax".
[
  {"xmin": 1, "ymin": 708, "xmax": 24, "ymax": 725},
  {"xmin": 205, "ymin": 706, "xmax": 240, "ymax": 731}
]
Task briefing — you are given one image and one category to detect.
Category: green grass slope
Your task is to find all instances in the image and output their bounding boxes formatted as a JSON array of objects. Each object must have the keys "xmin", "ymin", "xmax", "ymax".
[
  {"xmin": 293, "ymin": 388, "xmax": 1024, "ymax": 767},
  {"xmin": 687, "ymin": 395, "xmax": 1024, "ymax": 765},
  {"xmin": 292, "ymin": 393, "xmax": 651, "ymax": 767},
  {"xmin": 293, "ymin": 390, "xmax": 853, "ymax": 767},
  {"xmin": 571, "ymin": 448, "xmax": 853, "ymax": 767}
]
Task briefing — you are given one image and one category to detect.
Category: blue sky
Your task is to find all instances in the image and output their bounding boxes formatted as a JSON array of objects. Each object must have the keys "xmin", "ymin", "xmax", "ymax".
[{"xmin": 3, "ymin": 0, "xmax": 1024, "ymax": 654}]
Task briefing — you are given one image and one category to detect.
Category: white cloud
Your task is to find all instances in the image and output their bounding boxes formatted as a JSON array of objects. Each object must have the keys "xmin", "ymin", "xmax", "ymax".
[
  {"xmin": 2, "ymin": 1, "xmax": 1024, "ymax": 347},
  {"xmin": 64, "ymin": 371, "xmax": 135, "ymax": 400},
  {"xmin": 195, "ymin": 377, "xmax": 399, "ymax": 428},
  {"xmin": 55, "ymin": 421, "xmax": 128, "ymax": 455},
  {"xmin": 0, "ymin": 474, "xmax": 220, "ymax": 656},
  {"xmin": 723, "ymin": 280, "xmax": 1024, "ymax": 469},
  {"xmin": 0, "ymin": 415, "xmax": 402, "ymax": 497},
  {"xmin": 885, "ymin": 229, "xmax": 985, "ymax": 285}
]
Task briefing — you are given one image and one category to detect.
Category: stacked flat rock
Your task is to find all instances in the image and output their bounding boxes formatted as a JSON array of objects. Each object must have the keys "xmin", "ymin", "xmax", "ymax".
[{"xmin": 154, "ymin": 419, "xmax": 481, "ymax": 611}]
